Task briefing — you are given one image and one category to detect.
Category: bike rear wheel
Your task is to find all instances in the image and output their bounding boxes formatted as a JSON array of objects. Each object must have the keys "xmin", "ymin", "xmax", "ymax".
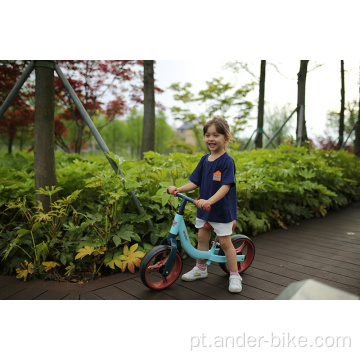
[
  {"xmin": 218, "ymin": 235, "xmax": 255, "ymax": 274},
  {"xmin": 140, "ymin": 245, "xmax": 183, "ymax": 290}
]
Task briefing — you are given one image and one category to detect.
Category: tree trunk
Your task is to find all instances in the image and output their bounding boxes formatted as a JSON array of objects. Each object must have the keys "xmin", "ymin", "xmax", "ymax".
[
  {"xmin": 354, "ymin": 120, "xmax": 360, "ymax": 157},
  {"xmin": 354, "ymin": 67, "xmax": 360, "ymax": 157},
  {"xmin": 141, "ymin": 60, "xmax": 155, "ymax": 159},
  {"xmin": 34, "ymin": 61, "xmax": 58, "ymax": 212},
  {"xmin": 8, "ymin": 136, "xmax": 14, "ymax": 154},
  {"xmin": 296, "ymin": 60, "xmax": 309, "ymax": 143},
  {"xmin": 255, "ymin": 60, "xmax": 266, "ymax": 149},
  {"xmin": 338, "ymin": 60, "xmax": 345, "ymax": 150}
]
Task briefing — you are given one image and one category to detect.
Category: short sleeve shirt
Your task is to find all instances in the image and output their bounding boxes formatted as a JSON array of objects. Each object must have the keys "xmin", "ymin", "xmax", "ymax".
[{"xmin": 189, "ymin": 152, "xmax": 237, "ymax": 223}]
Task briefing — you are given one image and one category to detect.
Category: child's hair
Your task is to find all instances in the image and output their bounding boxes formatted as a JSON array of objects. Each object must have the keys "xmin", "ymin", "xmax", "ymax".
[{"xmin": 203, "ymin": 117, "xmax": 234, "ymax": 149}]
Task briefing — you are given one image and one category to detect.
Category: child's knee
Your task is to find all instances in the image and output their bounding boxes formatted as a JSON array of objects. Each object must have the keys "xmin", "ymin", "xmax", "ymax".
[
  {"xmin": 198, "ymin": 228, "xmax": 211, "ymax": 244},
  {"xmin": 219, "ymin": 235, "xmax": 232, "ymax": 249}
]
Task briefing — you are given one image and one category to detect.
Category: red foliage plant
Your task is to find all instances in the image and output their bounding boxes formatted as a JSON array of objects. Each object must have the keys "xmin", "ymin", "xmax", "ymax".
[
  {"xmin": 54, "ymin": 60, "xmax": 162, "ymax": 153},
  {"xmin": 0, "ymin": 61, "xmax": 35, "ymax": 153},
  {"xmin": 1, "ymin": 60, "xmax": 164, "ymax": 154},
  {"xmin": 316, "ymin": 135, "xmax": 353, "ymax": 152}
]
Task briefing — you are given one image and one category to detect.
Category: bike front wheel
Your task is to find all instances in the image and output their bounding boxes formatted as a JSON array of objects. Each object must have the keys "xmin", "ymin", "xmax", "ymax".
[
  {"xmin": 218, "ymin": 235, "xmax": 255, "ymax": 274},
  {"xmin": 139, "ymin": 245, "xmax": 183, "ymax": 290}
]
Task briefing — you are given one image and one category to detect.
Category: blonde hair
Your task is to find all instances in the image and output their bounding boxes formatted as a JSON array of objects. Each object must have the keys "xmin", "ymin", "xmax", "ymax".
[{"xmin": 203, "ymin": 117, "xmax": 234, "ymax": 150}]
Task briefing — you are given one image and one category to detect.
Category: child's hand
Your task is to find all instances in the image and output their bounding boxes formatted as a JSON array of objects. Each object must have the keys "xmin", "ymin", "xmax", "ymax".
[
  {"xmin": 167, "ymin": 186, "xmax": 178, "ymax": 194},
  {"xmin": 195, "ymin": 199, "xmax": 211, "ymax": 210}
]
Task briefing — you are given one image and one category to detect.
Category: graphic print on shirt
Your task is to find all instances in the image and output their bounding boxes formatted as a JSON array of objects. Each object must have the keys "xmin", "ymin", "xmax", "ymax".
[{"xmin": 213, "ymin": 170, "xmax": 221, "ymax": 181}]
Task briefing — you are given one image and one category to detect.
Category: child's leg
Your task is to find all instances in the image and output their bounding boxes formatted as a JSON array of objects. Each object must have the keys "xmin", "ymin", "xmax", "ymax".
[
  {"xmin": 181, "ymin": 227, "xmax": 211, "ymax": 281},
  {"xmin": 219, "ymin": 235, "xmax": 242, "ymax": 293},
  {"xmin": 218, "ymin": 235, "xmax": 238, "ymax": 273},
  {"xmin": 196, "ymin": 227, "xmax": 211, "ymax": 265}
]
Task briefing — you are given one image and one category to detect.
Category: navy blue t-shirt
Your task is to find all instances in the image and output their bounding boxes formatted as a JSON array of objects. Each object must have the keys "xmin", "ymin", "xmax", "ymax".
[{"xmin": 189, "ymin": 152, "xmax": 237, "ymax": 223}]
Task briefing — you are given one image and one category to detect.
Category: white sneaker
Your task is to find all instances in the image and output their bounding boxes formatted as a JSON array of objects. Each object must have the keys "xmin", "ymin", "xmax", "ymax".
[
  {"xmin": 181, "ymin": 266, "xmax": 208, "ymax": 281},
  {"xmin": 229, "ymin": 274, "xmax": 242, "ymax": 293}
]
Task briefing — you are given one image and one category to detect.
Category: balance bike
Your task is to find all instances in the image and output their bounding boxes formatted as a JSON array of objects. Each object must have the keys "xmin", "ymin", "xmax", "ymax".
[{"xmin": 139, "ymin": 191, "xmax": 255, "ymax": 290}]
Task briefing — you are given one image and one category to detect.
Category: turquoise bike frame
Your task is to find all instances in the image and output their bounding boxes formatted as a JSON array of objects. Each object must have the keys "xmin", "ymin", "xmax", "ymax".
[{"xmin": 160, "ymin": 193, "xmax": 245, "ymax": 276}]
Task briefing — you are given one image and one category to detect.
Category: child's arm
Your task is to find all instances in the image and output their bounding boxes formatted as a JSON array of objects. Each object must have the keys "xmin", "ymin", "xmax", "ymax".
[
  {"xmin": 196, "ymin": 184, "xmax": 231, "ymax": 209},
  {"xmin": 167, "ymin": 182, "xmax": 198, "ymax": 194}
]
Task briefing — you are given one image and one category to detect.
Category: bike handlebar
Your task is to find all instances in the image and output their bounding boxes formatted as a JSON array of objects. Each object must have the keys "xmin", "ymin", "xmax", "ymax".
[{"xmin": 167, "ymin": 188, "xmax": 211, "ymax": 212}]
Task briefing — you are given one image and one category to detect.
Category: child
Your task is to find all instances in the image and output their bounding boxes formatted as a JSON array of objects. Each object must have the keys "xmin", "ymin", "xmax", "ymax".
[{"xmin": 167, "ymin": 117, "xmax": 242, "ymax": 293}]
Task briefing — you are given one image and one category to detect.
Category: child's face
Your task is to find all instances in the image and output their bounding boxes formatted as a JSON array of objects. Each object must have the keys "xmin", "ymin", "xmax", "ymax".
[{"xmin": 203, "ymin": 124, "xmax": 228, "ymax": 154}]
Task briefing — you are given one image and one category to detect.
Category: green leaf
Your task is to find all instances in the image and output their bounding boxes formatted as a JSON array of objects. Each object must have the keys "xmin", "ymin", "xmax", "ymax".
[
  {"xmin": 17, "ymin": 229, "xmax": 31, "ymax": 238},
  {"xmin": 125, "ymin": 180, "xmax": 141, "ymax": 190},
  {"xmin": 162, "ymin": 193, "xmax": 170, "ymax": 207},
  {"xmin": 60, "ymin": 253, "xmax": 68, "ymax": 266},
  {"xmin": 298, "ymin": 169, "xmax": 316, "ymax": 179},
  {"xmin": 31, "ymin": 222, "xmax": 43, "ymax": 232},
  {"xmin": 36, "ymin": 242, "xmax": 49, "ymax": 262},
  {"xmin": 113, "ymin": 235, "xmax": 124, "ymax": 247},
  {"xmin": 116, "ymin": 224, "xmax": 139, "ymax": 242}
]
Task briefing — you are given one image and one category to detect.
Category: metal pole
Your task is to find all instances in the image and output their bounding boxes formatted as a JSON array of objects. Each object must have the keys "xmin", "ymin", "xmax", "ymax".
[
  {"xmin": 341, "ymin": 121, "xmax": 358, "ymax": 150},
  {"xmin": 243, "ymin": 129, "xmax": 257, "ymax": 151},
  {"xmin": 297, "ymin": 105, "xmax": 304, "ymax": 146},
  {"xmin": 264, "ymin": 107, "xmax": 298, "ymax": 149},
  {"xmin": 248, "ymin": 129, "xmax": 258, "ymax": 151},
  {"xmin": 0, "ymin": 60, "xmax": 35, "ymax": 120},
  {"xmin": 54, "ymin": 62, "xmax": 153, "ymax": 227},
  {"xmin": 262, "ymin": 130, "xmax": 276, "ymax": 149}
]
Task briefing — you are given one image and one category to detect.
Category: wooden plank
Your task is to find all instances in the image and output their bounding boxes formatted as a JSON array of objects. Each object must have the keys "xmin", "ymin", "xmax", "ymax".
[
  {"xmin": 181, "ymin": 262, "xmax": 276, "ymax": 300},
  {"xmin": 79, "ymin": 271, "xmax": 138, "ymax": 293},
  {"xmin": 61, "ymin": 291, "xmax": 81, "ymax": 300},
  {"xmin": 255, "ymin": 240, "xmax": 360, "ymax": 273},
  {"xmin": 0, "ymin": 276, "xmax": 18, "ymax": 287},
  {"xmin": 6, "ymin": 287, "xmax": 47, "ymax": 300},
  {"xmin": 256, "ymin": 230, "xmax": 360, "ymax": 256},
  {"xmin": 254, "ymin": 236, "xmax": 360, "ymax": 264},
  {"xmin": 0, "ymin": 283, "xmax": 27, "ymax": 300},
  {"xmin": 269, "ymin": 230, "xmax": 360, "ymax": 253},
  {"xmin": 34, "ymin": 290, "xmax": 72, "ymax": 300},
  {"xmin": 251, "ymin": 259, "xmax": 359, "ymax": 295},
  {"xmin": 203, "ymin": 262, "xmax": 287, "ymax": 296},
  {"xmin": 92, "ymin": 285, "xmax": 137, "ymax": 300},
  {"xmin": 255, "ymin": 245, "xmax": 360, "ymax": 279},
  {"xmin": 132, "ymin": 276, "xmax": 213, "ymax": 300},
  {"xmin": 253, "ymin": 253, "xmax": 360, "ymax": 290},
  {"xmin": 114, "ymin": 279, "xmax": 176, "ymax": 300},
  {"xmin": 80, "ymin": 291, "xmax": 103, "ymax": 300}
]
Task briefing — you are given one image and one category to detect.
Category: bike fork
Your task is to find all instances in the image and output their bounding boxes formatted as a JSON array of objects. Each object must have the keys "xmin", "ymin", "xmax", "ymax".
[{"xmin": 159, "ymin": 234, "xmax": 178, "ymax": 276}]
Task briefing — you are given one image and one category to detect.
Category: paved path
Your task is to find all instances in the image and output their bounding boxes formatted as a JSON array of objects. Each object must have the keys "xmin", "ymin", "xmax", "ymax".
[{"xmin": 1, "ymin": 202, "xmax": 359, "ymax": 300}]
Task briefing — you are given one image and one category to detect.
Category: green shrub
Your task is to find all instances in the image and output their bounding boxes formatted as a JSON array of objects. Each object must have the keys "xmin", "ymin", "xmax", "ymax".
[{"xmin": 1, "ymin": 145, "xmax": 359, "ymax": 280}]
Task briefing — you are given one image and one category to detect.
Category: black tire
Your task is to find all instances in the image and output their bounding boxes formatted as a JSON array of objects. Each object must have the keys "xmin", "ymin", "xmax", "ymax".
[
  {"xmin": 139, "ymin": 245, "xmax": 183, "ymax": 290},
  {"xmin": 218, "ymin": 235, "xmax": 255, "ymax": 274}
]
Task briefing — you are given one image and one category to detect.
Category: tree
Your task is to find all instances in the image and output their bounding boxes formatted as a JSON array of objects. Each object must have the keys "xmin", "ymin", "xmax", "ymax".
[
  {"xmin": 140, "ymin": 60, "xmax": 156, "ymax": 159},
  {"xmin": 34, "ymin": 62, "xmax": 58, "ymax": 212},
  {"xmin": 0, "ymin": 61, "xmax": 35, "ymax": 153},
  {"xmin": 338, "ymin": 60, "xmax": 345, "ymax": 150},
  {"xmin": 255, "ymin": 60, "xmax": 266, "ymax": 148},
  {"xmin": 54, "ymin": 60, "xmax": 144, "ymax": 154},
  {"xmin": 169, "ymin": 78, "xmax": 254, "ymax": 150},
  {"xmin": 354, "ymin": 118, "xmax": 360, "ymax": 156},
  {"xmin": 296, "ymin": 60, "xmax": 309, "ymax": 143}
]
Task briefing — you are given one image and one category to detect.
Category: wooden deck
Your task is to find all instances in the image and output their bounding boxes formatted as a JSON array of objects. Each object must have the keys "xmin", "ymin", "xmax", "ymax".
[{"xmin": 1, "ymin": 202, "xmax": 360, "ymax": 300}]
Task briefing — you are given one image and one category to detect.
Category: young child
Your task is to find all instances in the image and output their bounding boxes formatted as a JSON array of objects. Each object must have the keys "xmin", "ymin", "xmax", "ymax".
[{"xmin": 167, "ymin": 117, "xmax": 242, "ymax": 293}]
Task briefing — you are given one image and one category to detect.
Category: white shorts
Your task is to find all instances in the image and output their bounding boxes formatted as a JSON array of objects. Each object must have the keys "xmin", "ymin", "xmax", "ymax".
[{"xmin": 195, "ymin": 218, "xmax": 234, "ymax": 236}]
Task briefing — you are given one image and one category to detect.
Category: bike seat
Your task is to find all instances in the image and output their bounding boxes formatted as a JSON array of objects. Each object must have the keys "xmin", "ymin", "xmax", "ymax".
[{"xmin": 204, "ymin": 220, "xmax": 237, "ymax": 231}]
